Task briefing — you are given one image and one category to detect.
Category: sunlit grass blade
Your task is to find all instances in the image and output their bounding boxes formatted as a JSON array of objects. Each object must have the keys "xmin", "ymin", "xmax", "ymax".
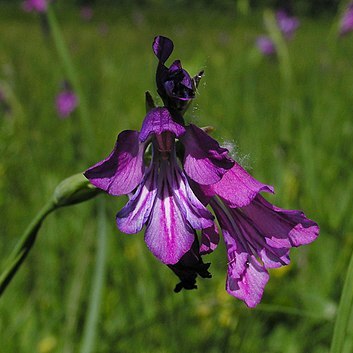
[
  {"xmin": 330, "ymin": 248, "xmax": 353, "ymax": 353},
  {"xmin": 79, "ymin": 198, "xmax": 107, "ymax": 353}
]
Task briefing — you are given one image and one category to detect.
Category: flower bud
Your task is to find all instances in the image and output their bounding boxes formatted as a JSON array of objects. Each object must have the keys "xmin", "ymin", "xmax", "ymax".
[{"xmin": 53, "ymin": 173, "xmax": 101, "ymax": 208}]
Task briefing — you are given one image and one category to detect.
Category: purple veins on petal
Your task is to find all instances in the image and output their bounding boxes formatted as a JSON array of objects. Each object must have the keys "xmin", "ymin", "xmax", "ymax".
[
  {"xmin": 181, "ymin": 124, "xmax": 234, "ymax": 185},
  {"xmin": 139, "ymin": 107, "xmax": 185, "ymax": 142},
  {"xmin": 153, "ymin": 35, "xmax": 174, "ymax": 64},
  {"xmin": 144, "ymin": 161, "xmax": 213, "ymax": 265},
  {"xmin": 84, "ymin": 130, "xmax": 145, "ymax": 196},
  {"xmin": 242, "ymin": 195, "xmax": 319, "ymax": 248},
  {"xmin": 116, "ymin": 166, "xmax": 158, "ymax": 234}
]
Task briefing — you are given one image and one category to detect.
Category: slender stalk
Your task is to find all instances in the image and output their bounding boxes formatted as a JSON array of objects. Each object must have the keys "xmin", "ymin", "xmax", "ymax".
[
  {"xmin": 79, "ymin": 198, "xmax": 107, "ymax": 353},
  {"xmin": 0, "ymin": 200, "xmax": 55, "ymax": 296},
  {"xmin": 264, "ymin": 10, "xmax": 293, "ymax": 144},
  {"xmin": 46, "ymin": 5, "xmax": 94, "ymax": 159},
  {"xmin": 330, "ymin": 249, "xmax": 353, "ymax": 353}
]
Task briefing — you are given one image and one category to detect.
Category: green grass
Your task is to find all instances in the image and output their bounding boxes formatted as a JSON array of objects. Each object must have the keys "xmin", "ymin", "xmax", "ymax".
[{"xmin": 0, "ymin": 4, "xmax": 352, "ymax": 353}]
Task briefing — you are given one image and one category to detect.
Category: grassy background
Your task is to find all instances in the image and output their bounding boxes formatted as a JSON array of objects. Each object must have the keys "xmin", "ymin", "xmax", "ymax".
[{"xmin": 0, "ymin": 3, "xmax": 352, "ymax": 353}]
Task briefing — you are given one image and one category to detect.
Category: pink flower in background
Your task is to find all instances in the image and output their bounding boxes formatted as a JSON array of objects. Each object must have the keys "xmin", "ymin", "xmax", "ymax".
[
  {"xmin": 80, "ymin": 6, "xmax": 94, "ymax": 21},
  {"xmin": 256, "ymin": 36, "xmax": 276, "ymax": 56},
  {"xmin": 56, "ymin": 89, "xmax": 78, "ymax": 118},
  {"xmin": 22, "ymin": 0, "xmax": 48, "ymax": 13},
  {"xmin": 276, "ymin": 10, "xmax": 300, "ymax": 39},
  {"xmin": 339, "ymin": 3, "xmax": 353, "ymax": 36}
]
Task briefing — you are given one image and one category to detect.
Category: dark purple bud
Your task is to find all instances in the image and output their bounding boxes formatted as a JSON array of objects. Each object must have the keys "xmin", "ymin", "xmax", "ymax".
[
  {"xmin": 168, "ymin": 235, "xmax": 212, "ymax": 293},
  {"xmin": 153, "ymin": 35, "xmax": 174, "ymax": 64}
]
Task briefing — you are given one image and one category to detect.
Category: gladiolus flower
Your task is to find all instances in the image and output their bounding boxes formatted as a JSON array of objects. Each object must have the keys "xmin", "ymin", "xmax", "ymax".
[{"xmin": 84, "ymin": 35, "xmax": 319, "ymax": 307}]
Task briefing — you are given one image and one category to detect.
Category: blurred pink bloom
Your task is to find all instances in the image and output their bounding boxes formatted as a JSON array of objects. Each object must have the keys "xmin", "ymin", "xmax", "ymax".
[
  {"xmin": 56, "ymin": 90, "xmax": 78, "ymax": 118},
  {"xmin": 276, "ymin": 10, "xmax": 300, "ymax": 39},
  {"xmin": 256, "ymin": 36, "xmax": 276, "ymax": 56},
  {"xmin": 80, "ymin": 6, "xmax": 94, "ymax": 21},
  {"xmin": 339, "ymin": 3, "xmax": 353, "ymax": 36},
  {"xmin": 22, "ymin": 0, "xmax": 48, "ymax": 13}
]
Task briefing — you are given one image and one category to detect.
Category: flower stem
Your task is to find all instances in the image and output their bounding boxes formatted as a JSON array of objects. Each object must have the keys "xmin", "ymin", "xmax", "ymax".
[
  {"xmin": 0, "ymin": 200, "xmax": 55, "ymax": 296},
  {"xmin": 46, "ymin": 5, "xmax": 94, "ymax": 160}
]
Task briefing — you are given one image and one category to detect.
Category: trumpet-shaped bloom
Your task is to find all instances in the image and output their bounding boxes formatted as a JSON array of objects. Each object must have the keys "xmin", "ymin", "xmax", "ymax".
[
  {"xmin": 193, "ymin": 163, "xmax": 319, "ymax": 307},
  {"xmin": 85, "ymin": 107, "xmax": 233, "ymax": 265},
  {"xmin": 84, "ymin": 35, "xmax": 319, "ymax": 307}
]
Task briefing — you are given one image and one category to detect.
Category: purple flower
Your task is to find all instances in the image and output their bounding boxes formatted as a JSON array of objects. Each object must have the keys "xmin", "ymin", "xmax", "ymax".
[
  {"xmin": 339, "ymin": 3, "xmax": 353, "ymax": 36},
  {"xmin": 22, "ymin": 0, "xmax": 48, "ymax": 13},
  {"xmin": 193, "ymin": 163, "xmax": 319, "ymax": 307},
  {"xmin": 256, "ymin": 36, "xmax": 276, "ymax": 56},
  {"xmin": 84, "ymin": 35, "xmax": 319, "ymax": 307},
  {"xmin": 85, "ymin": 107, "xmax": 233, "ymax": 264},
  {"xmin": 55, "ymin": 89, "xmax": 78, "ymax": 118},
  {"xmin": 276, "ymin": 10, "xmax": 300, "ymax": 39}
]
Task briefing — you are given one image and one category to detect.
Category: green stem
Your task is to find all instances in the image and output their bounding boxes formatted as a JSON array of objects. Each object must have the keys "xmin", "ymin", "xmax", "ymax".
[
  {"xmin": 80, "ymin": 198, "xmax": 108, "ymax": 353},
  {"xmin": 0, "ymin": 200, "xmax": 55, "ymax": 296},
  {"xmin": 46, "ymin": 5, "xmax": 94, "ymax": 159},
  {"xmin": 330, "ymin": 249, "xmax": 353, "ymax": 353}
]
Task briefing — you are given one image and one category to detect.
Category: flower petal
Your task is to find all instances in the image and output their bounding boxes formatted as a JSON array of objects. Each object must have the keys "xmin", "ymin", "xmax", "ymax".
[
  {"xmin": 200, "ymin": 223, "xmax": 219, "ymax": 255},
  {"xmin": 212, "ymin": 163, "xmax": 274, "ymax": 208},
  {"xmin": 242, "ymin": 195, "xmax": 319, "ymax": 249},
  {"xmin": 84, "ymin": 130, "xmax": 144, "ymax": 196},
  {"xmin": 139, "ymin": 107, "xmax": 185, "ymax": 142},
  {"xmin": 225, "ymin": 232, "xmax": 269, "ymax": 308},
  {"xmin": 172, "ymin": 164, "xmax": 214, "ymax": 230},
  {"xmin": 152, "ymin": 35, "xmax": 174, "ymax": 63},
  {"xmin": 144, "ymin": 162, "xmax": 196, "ymax": 264},
  {"xmin": 181, "ymin": 124, "xmax": 234, "ymax": 185},
  {"xmin": 116, "ymin": 166, "xmax": 157, "ymax": 234}
]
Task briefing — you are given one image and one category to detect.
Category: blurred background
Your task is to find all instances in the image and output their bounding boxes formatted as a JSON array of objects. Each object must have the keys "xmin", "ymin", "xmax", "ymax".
[{"xmin": 0, "ymin": 1, "xmax": 352, "ymax": 352}]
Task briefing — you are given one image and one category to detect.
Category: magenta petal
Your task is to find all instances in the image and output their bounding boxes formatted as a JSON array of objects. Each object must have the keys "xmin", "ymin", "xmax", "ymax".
[
  {"xmin": 181, "ymin": 124, "xmax": 234, "ymax": 185},
  {"xmin": 152, "ymin": 35, "xmax": 174, "ymax": 63},
  {"xmin": 172, "ymin": 166, "xmax": 214, "ymax": 230},
  {"xmin": 139, "ymin": 107, "xmax": 185, "ymax": 142},
  {"xmin": 84, "ymin": 130, "xmax": 144, "ymax": 196},
  {"xmin": 213, "ymin": 163, "xmax": 274, "ymax": 208},
  {"xmin": 144, "ymin": 163, "xmax": 197, "ymax": 265},
  {"xmin": 116, "ymin": 166, "xmax": 157, "ymax": 234},
  {"xmin": 200, "ymin": 223, "xmax": 219, "ymax": 255},
  {"xmin": 242, "ymin": 195, "xmax": 319, "ymax": 249},
  {"xmin": 225, "ymin": 238, "xmax": 270, "ymax": 308}
]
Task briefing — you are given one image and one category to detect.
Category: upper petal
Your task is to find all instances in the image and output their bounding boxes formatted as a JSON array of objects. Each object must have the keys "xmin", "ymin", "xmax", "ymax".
[
  {"xmin": 213, "ymin": 163, "xmax": 274, "ymax": 208},
  {"xmin": 181, "ymin": 124, "xmax": 234, "ymax": 185},
  {"xmin": 84, "ymin": 130, "xmax": 144, "ymax": 196},
  {"xmin": 139, "ymin": 107, "xmax": 185, "ymax": 142},
  {"xmin": 152, "ymin": 35, "xmax": 174, "ymax": 64}
]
